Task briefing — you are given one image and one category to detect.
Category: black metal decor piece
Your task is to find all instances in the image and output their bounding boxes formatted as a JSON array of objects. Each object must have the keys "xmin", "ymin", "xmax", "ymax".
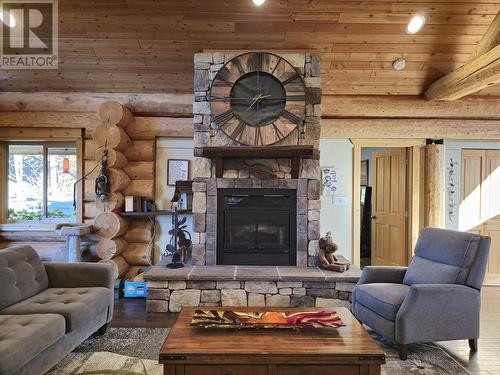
[
  {"xmin": 217, "ymin": 188, "xmax": 297, "ymax": 266},
  {"xmin": 166, "ymin": 207, "xmax": 191, "ymax": 269}
]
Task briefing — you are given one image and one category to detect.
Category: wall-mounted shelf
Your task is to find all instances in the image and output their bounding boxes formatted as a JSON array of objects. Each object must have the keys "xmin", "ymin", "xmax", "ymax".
[
  {"xmin": 119, "ymin": 210, "xmax": 192, "ymax": 218},
  {"xmin": 194, "ymin": 145, "xmax": 320, "ymax": 179}
]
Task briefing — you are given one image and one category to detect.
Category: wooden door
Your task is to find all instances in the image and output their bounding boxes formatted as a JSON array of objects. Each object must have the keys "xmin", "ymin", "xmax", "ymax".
[
  {"xmin": 371, "ymin": 148, "xmax": 408, "ymax": 266},
  {"xmin": 461, "ymin": 149, "xmax": 500, "ymax": 284}
]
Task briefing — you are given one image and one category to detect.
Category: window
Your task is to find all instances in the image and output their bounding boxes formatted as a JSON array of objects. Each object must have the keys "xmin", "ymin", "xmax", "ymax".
[{"xmin": 7, "ymin": 143, "xmax": 77, "ymax": 222}]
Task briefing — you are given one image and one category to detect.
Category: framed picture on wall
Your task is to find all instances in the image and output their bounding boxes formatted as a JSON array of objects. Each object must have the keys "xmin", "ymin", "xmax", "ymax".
[
  {"xmin": 167, "ymin": 159, "xmax": 189, "ymax": 186},
  {"xmin": 361, "ymin": 160, "xmax": 369, "ymax": 186}
]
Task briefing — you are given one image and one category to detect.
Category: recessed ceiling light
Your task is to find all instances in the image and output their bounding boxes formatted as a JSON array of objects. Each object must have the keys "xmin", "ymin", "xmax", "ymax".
[
  {"xmin": 406, "ymin": 13, "xmax": 426, "ymax": 34},
  {"xmin": 253, "ymin": 0, "xmax": 266, "ymax": 6},
  {"xmin": 0, "ymin": 11, "xmax": 16, "ymax": 27}
]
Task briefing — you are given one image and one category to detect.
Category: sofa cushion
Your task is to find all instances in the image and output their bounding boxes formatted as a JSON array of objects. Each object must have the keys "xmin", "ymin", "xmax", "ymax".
[
  {"xmin": 0, "ymin": 314, "xmax": 65, "ymax": 375},
  {"xmin": 403, "ymin": 228, "xmax": 482, "ymax": 286},
  {"xmin": 354, "ymin": 283, "xmax": 410, "ymax": 321},
  {"xmin": 0, "ymin": 287, "xmax": 111, "ymax": 333},
  {"xmin": 0, "ymin": 246, "xmax": 48, "ymax": 310}
]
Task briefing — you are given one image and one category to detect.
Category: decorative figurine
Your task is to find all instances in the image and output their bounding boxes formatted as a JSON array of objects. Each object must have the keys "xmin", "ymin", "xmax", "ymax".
[
  {"xmin": 318, "ymin": 231, "xmax": 351, "ymax": 272},
  {"xmin": 166, "ymin": 208, "xmax": 192, "ymax": 269}
]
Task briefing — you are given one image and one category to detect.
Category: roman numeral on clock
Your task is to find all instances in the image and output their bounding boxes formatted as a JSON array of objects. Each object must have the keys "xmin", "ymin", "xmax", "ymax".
[
  {"xmin": 254, "ymin": 126, "xmax": 264, "ymax": 145},
  {"xmin": 282, "ymin": 110, "xmax": 302, "ymax": 125},
  {"xmin": 215, "ymin": 66, "xmax": 234, "ymax": 87},
  {"xmin": 281, "ymin": 73, "xmax": 301, "ymax": 86},
  {"xmin": 233, "ymin": 58, "xmax": 245, "ymax": 76},
  {"xmin": 272, "ymin": 122, "xmax": 285, "ymax": 141},
  {"xmin": 231, "ymin": 121, "xmax": 247, "ymax": 142},
  {"xmin": 210, "ymin": 95, "xmax": 231, "ymax": 102},
  {"xmin": 271, "ymin": 57, "xmax": 282, "ymax": 75},
  {"xmin": 214, "ymin": 109, "xmax": 234, "ymax": 126}
]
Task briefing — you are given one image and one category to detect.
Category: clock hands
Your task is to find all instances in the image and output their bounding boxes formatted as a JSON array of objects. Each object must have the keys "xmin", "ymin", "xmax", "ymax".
[{"xmin": 246, "ymin": 93, "xmax": 272, "ymax": 111}]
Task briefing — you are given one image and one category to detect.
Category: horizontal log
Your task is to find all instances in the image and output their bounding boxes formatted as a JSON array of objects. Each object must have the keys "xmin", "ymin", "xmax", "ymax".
[
  {"xmin": 99, "ymin": 100, "xmax": 134, "ymax": 127},
  {"xmin": 95, "ymin": 192, "xmax": 125, "ymax": 212},
  {"xmin": 125, "ymin": 117, "xmax": 193, "ymax": 139},
  {"xmin": 321, "ymin": 118, "xmax": 500, "ymax": 139},
  {"xmin": 93, "ymin": 124, "xmax": 130, "ymax": 151},
  {"xmin": 123, "ymin": 161, "xmax": 155, "ymax": 180},
  {"xmin": 84, "ymin": 139, "xmax": 98, "ymax": 159},
  {"xmin": 0, "ymin": 92, "xmax": 193, "ymax": 116},
  {"xmin": 123, "ymin": 221, "xmax": 154, "ymax": 243},
  {"xmin": 94, "ymin": 212, "xmax": 129, "ymax": 239},
  {"xmin": 122, "ymin": 243, "xmax": 152, "ymax": 266},
  {"xmin": 0, "ymin": 112, "xmax": 192, "ymax": 137},
  {"xmin": 123, "ymin": 141, "xmax": 155, "ymax": 161},
  {"xmin": 99, "ymin": 255, "xmax": 129, "ymax": 279},
  {"xmin": 96, "ymin": 237, "xmax": 128, "ymax": 260},
  {"xmin": 107, "ymin": 168, "xmax": 131, "ymax": 193},
  {"xmin": 322, "ymin": 95, "xmax": 500, "ymax": 119},
  {"xmin": 95, "ymin": 148, "xmax": 128, "ymax": 168},
  {"xmin": 123, "ymin": 180, "xmax": 154, "ymax": 199}
]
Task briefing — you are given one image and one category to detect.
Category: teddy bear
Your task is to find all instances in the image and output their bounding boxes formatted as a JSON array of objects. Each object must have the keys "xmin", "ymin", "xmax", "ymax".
[{"xmin": 317, "ymin": 231, "xmax": 351, "ymax": 272}]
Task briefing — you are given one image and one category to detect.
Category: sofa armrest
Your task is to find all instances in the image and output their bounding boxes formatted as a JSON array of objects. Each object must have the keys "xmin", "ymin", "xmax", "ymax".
[
  {"xmin": 44, "ymin": 262, "xmax": 114, "ymax": 289},
  {"xmin": 357, "ymin": 266, "xmax": 408, "ymax": 285},
  {"xmin": 396, "ymin": 284, "xmax": 481, "ymax": 344}
]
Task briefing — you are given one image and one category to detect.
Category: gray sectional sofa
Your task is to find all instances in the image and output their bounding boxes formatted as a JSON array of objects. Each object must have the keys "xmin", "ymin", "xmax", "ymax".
[{"xmin": 0, "ymin": 246, "xmax": 114, "ymax": 375}]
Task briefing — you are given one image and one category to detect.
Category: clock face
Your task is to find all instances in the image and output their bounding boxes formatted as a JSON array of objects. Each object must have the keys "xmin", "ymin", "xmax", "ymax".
[{"xmin": 210, "ymin": 52, "xmax": 306, "ymax": 146}]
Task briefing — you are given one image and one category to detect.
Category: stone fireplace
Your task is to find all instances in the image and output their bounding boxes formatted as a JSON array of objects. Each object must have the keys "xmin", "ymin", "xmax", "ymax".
[{"xmin": 190, "ymin": 52, "xmax": 321, "ymax": 267}]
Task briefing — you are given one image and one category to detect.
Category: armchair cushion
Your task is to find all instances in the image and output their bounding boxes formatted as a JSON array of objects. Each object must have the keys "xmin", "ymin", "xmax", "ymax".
[
  {"xmin": 403, "ymin": 228, "xmax": 482, "ymax": 286},
  {"xmin": 44, "ymin": 262, "xmax": 114, "ymax": 289},
  {"xmin": 353, "ymin": 283, "xmax": 410, "ymax": 321},
  {"xmin": 403, "ymin": 256, "xmax": 462, "ymax": 285},
  {"xmin": 0, "ymin": 287, "xmax": 111, "ymax": 333}
]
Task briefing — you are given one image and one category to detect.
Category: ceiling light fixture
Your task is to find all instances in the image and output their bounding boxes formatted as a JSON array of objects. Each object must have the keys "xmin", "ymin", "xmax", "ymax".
[
  {"xmin": 0, "ymin": 11, "xmax": 15, "ymax": 27},
  {"xmin": 392, "ymin": 57, "xmax": 406, "ymax": 71},
  {"xmin": 253, "ymin": 0, "xmax": 266, "ymax": 6},
  {"xmin": 406, "ymin": 13, "xmax": 426, "ymax": 34}
]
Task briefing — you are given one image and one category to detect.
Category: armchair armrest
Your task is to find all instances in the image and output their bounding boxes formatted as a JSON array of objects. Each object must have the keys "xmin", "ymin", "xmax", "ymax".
[
  {"xmin": 396, "ymin": 284, "xmax": 480, "ymax": 344},
  {"xmin": 44, "ymin": 262, "xmax": 114, "ymax": 289},
  {"xmin": 357, "ymin": 266, "xmax": 408, "ymax": 285}
]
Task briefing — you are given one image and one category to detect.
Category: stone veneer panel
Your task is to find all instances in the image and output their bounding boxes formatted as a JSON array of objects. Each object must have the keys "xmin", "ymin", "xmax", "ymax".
[
  {"xmin": 192, "ymin": 52, "xmax": 321, "ymax": 267},
  {"xmin": 147, "ymin": 279, "xmax": 354, "ymax": 313}
]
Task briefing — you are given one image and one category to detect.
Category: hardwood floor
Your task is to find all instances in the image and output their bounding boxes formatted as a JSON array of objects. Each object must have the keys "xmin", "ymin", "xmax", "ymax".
[{"xmin": 110, "ymin": 287, "xmax": 500, "ymax": 374}]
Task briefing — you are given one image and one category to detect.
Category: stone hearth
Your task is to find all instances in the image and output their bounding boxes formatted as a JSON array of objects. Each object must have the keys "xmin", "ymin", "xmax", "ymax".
[{"xmin": 144, "ymin": 263, "xmax": 359, "ymax": 313}]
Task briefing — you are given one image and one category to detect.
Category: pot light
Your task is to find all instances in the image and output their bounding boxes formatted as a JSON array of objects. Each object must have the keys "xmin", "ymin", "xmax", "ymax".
[
  {"xmin": 253, "ymin": 0, "xmax": 266, "ymax": 6},
  {"xmin": 406, "ymin": 13, "xmax": 426, "ymax": 34},
  {"xmin": 0, "ymin": 11, "xmax": 15, "ymax": 27}
]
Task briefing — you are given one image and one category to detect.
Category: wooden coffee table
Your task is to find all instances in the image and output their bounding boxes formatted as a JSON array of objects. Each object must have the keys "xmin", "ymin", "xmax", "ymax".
[{"xmin": 160, "ymin": 307, "xmax": 385, "ymax": 375}]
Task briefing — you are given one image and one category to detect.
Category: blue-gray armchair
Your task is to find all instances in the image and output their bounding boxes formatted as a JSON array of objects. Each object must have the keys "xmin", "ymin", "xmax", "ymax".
[{"xmin": 352, "ymin": 227, "xmax": 491, "ymax": 360}]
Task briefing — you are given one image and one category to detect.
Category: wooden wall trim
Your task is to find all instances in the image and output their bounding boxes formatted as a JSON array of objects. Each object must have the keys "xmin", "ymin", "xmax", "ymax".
[
  {"xmin": 0, "ymin": 127, "xmax": 82, "ymax": 140},
  {"xmin": 322, "ymin": 118, "xmax": 500, "ymax": 139}
]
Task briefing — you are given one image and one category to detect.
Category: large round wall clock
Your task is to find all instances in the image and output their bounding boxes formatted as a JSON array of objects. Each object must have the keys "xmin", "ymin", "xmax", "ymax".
[{"xmin": 209, "ymin": 52, "xmax": 306, "ymax": 146}]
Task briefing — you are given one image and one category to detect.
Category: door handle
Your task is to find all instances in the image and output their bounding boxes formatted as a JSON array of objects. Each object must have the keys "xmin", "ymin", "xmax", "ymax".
[{"xmin": 371, "ymin": 215, "xmax": 377, "ymax": 219}]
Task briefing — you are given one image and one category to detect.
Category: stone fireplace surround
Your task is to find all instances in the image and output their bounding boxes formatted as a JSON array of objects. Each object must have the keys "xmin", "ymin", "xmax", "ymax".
[
  {"xmin": 191, "ymin": 177, "xmax": 320, "ymax": 267},
  {"xmin": 191, "ymin": 52, "xmax": 322, "ymax": 267}
]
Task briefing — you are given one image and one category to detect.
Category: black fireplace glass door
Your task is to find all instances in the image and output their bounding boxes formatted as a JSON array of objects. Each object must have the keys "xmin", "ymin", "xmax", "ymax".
[{"xmin": 217, "ymin": 189, "xmax": 297, "ymax": 266}]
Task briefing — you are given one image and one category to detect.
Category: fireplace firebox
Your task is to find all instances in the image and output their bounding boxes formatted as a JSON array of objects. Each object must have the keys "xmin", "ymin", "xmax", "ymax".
[{"xmin": 217, "ymin": 189, "xmax": 297, "ymax": 266}]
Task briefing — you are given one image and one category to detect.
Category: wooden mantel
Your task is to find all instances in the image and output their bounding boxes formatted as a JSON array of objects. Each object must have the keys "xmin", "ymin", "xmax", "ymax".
[{"xmin": 195, "ymin": 145, "xmax": 320, "ymax": 179}]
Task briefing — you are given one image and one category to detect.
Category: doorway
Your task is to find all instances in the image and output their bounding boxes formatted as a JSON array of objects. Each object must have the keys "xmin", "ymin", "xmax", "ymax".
[
  {"xmin": 352, "ymin": 139, "xmax": 425, "ymax": 269},
  {"xmin": 360, "ymin": 147, "xmax": 409, "ymax": 267}
]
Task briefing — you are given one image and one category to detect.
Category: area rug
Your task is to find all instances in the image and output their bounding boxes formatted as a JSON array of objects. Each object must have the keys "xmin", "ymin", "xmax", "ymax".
[{"xmin": 47, "ymin": 328, "xmax": 470, "ymax": 375}]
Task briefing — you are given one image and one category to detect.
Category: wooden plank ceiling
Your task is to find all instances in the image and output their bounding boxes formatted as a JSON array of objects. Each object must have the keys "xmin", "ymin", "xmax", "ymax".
[{"xmin": 1, "ymin": 0, "xmax": 499, "ymax": 96}]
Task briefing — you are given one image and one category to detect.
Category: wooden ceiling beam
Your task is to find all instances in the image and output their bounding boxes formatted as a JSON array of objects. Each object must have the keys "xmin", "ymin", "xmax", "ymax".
[
  {"xmin": 470, "ymin": 11, "xmax": 500, "ymax": 60},
  {"xmin": 425, "ymin": 11, "xmax": 500, "ymax": 101}
]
